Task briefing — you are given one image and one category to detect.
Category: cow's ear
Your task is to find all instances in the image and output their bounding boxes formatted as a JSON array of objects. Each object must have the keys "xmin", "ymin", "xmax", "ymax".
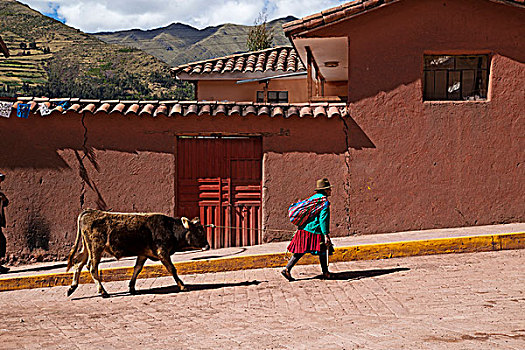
[
  {"xmin": 191, "ymin": 217, "xmax": 200, "ymax": 225},
  {"xmin": 181, "ymin": 217, "xmax": 190, "ymax": 229}
]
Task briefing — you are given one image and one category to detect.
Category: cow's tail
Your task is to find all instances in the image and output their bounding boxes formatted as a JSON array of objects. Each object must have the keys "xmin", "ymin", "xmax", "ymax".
[{"xmin": 66, "ymin": 210, "xmax": 90, "ymax": 272}]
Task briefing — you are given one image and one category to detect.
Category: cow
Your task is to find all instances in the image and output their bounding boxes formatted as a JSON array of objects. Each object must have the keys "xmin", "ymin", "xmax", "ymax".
[{"xmin": 66, "ymin": 209, "xmax": 210, "ymax": 298}]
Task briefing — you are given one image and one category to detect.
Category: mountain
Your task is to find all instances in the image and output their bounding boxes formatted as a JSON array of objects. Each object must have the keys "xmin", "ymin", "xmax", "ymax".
[
  {"xmin": 94, "ymin": 16, "xmax": 297, "ymax": 67},
  {"xmin": 0, "ymin": 0, "xmax": 191, "ymax": 100}
]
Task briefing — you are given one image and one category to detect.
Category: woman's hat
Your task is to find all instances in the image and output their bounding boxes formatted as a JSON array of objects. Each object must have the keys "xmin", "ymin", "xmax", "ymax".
[{"xmin": 315, "ymin": 178, "xmax": 332, "ymax": 191}]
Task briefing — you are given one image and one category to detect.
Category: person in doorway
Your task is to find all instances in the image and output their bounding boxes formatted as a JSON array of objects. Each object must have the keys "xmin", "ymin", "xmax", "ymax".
[
  {"xmin": 281, "ymin": 178, "xmax": 333, "ymax": 281},
  {"xmin": 0, "ymin": 173, "xmax": 9, "ymax": 273}
]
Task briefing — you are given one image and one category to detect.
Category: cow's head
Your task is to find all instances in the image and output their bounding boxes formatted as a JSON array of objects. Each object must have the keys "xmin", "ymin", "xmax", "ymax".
[{"xmin": 181, "ymin": 217, "xmax": 210, "ymax": 251}]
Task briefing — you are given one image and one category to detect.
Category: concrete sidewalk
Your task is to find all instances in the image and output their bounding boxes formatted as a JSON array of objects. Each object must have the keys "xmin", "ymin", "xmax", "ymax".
[{"xmin": 0, "ymin": 222, "xmax": 523, "ymax": 292}]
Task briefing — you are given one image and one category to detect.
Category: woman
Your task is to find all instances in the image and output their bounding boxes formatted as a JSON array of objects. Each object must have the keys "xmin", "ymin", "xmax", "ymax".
[{"xmin": 281, "ymin": 178, "xmax": 333, "ymax": 281}]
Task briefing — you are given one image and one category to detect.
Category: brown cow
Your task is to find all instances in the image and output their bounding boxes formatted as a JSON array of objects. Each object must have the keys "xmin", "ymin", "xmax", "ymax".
[{"xmin": 66, "ymin": 209, "xmax": 209, "ymax": 297}]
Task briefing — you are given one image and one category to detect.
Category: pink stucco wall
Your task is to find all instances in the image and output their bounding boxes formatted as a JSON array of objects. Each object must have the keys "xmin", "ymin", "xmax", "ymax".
[
  {"xmin": 197, "ymin": 78, "xmax": 308, "ymax": 102},
  {"xmin": 0, "ymin": 111, "xmax": 349, "ymax": 258},
  {"xmin": 197, "ymin": 79, "xmax": 347, "ymax": 102},
  {"xmin": 302, "ymin": 0, "xmax": 525, "ymax": 234}
]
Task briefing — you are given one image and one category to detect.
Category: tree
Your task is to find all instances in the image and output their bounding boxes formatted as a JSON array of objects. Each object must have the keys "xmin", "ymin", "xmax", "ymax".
[{"xmin": 246, "ymin": 11, "xmax": 274, "ymax": 51}]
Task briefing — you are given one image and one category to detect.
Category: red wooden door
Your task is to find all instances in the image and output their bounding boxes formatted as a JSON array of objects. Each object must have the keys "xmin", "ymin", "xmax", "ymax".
[{"xmin": 177, "ymin": 137, "xmax": 262, "ymax": 248}]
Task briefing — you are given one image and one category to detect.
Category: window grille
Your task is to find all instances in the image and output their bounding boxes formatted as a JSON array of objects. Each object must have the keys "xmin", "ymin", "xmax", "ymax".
[{"xmin": 423, "ymin": 55, "xmax": 489, "ymax": 101}]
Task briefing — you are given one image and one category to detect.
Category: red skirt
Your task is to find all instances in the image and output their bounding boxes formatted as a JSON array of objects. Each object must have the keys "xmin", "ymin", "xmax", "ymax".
[{"xmin": 287, "ymin": 229, "xmax": 323, "ymax": 254}]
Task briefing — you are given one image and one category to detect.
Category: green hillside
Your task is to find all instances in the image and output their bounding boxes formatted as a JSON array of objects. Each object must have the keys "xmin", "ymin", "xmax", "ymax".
[
  {"xmin": 94, "ymin": 17, "xmax": 296, "ymax": 67},
  {"xmin": 0, "ymin": 0, "xmax": 192, "ymax": 99}
]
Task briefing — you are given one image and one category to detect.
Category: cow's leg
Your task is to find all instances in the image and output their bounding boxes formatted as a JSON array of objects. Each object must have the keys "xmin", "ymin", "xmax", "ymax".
[
  {"xmin": 129, "ymin": 255, "xmax": 147, "ymax": 294},
  {"xmin": 88, "ymin": 249, "xmax": 109, "ymax": 298},
  {"xmin": 67, "ymin": 247, "xmax": 88, "ymax": 296},
  {"xmin": 158, "ymin": 252, "xmax": 185, "ymax": 291}
]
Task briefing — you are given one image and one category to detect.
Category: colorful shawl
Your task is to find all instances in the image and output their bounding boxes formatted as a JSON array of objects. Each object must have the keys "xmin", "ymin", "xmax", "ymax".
[{"xmin": 288, "ymin": 196, "xmax": 328, "ymax": 227}]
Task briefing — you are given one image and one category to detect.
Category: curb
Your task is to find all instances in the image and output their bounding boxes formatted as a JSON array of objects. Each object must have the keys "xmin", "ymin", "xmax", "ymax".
[{"xmin": 0, "ymin": 231, "xmax": 523, "ymax": 292}]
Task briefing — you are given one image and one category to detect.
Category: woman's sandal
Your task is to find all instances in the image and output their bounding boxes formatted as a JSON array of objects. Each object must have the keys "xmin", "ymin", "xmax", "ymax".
[{"xmin": 281, "ymin": 269, "xmax": 295, "ymax": 282}]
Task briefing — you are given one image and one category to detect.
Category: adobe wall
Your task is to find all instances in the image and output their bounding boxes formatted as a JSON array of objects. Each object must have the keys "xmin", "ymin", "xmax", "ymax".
[
  {"xmin": 0, "ymin": 111, "xmax": 349, "ymax": 260},
  {"xmin": 305, "ymin": 0, "xmax": 525, "ymax": 234}
]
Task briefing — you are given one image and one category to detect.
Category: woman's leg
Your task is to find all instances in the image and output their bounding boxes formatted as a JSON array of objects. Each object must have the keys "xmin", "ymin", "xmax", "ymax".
[
  {"xmin": 319, "ymin": 251, "xmax": 329, "ymax": 275},
  {"xmin": 281, "ymin": 253, "xmax": 304, "ymax": 281},
  {"xmin": 285, "ymin": 253, "xmax": 304, "ymax": 272}
]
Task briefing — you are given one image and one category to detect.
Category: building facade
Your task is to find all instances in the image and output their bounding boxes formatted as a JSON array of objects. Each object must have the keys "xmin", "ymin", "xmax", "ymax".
[{"xmin": 0, "ymin": 0, "xmax": 523, "ymax": 259}]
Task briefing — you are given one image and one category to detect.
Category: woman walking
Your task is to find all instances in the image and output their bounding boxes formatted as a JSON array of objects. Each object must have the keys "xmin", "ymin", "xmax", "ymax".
[{"xmin": 281, "ymin": 178, "xmax": 333, "ymax": 281}]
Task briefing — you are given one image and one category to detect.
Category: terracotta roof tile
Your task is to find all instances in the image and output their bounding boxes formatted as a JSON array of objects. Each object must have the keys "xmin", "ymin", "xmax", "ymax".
[
  {"xmin": 257, "ymin": 106, "xmax": 270, "ymax": 116},
  {"xmin": 173, "ymin": 46, "xmax": 306, "ymax": 77},
  {"xmin": 300, "ymin": 106, "xmax": 313, "ymax": 118},
  {"xmin": 153, "ymin": 104, "xmax": 168, "ymax": 117},
  {"xmin": 198, "ymin": 104, "xmax": 211, "ymax": 116},
  {"xmin": 184, "ymin": 104, "xmax": 198, "ymax": 116},
  {"xmin": 271, "ymin": 106, "xmax": 284, "ymax": 118},
  {"xmin": 265, "ymin": 50, "xmax": 278, "ymax": 71},
  {"xmin": 283, "ymin": 0, "xmax": 524, "ymax": 36},
  {"xmin": 244, "ymin": 105, "xmax": 257, "ymax": 116},
  {"xmin": 170, "ymin": 103, "xmax": 182, "ymax": 116},
  {"xmin": 110, "ymin": 103, "xmax": 125, "ymax": 114},
  {"xmin": 233, "ymin": 56, "xmax": 244, "ymax": 72},
  {"xmin": 139, "ymin": 104, "xmax": 155, "ymax": 116},
  {"xmin": 81, "ymin": 103, "xmax": 96, "ymax": 114},
  {"xmin": 223, "ymin": 57, "xmax": 235, "ymax": 73},
  {"xmin": 213, "ymin": 60, "xmax": 224, "ymax": 73},
  {"xmin": 125, "ymin": 104, "xmax": 140, "ymax": 115},
  {"xmin": 213, "ymin": 104, "xmax": 227, "ymax": 116},
  {"xmin": 229, "ymin": 105, "xmax": 241, "ymax": 116},
  {"xmin": 286, "ymin": 106, "xmax": 299, "ymax": 118},
  {"xmin": 95, "ymin": 103, "xmax": 110, "ymax": 114},
  {"xmin": 203, "ymin": 62, "xmax": 214, "ymax": 73},
  {"xmin": 245, "ymin": 54, "xmax": 257, "ymax": 72},
  {"xmin": 68, "ymin": 103, "xmax": 81, "ymax": 113},
  {"xmin": 12, "ymin": 98, "xmax": 347, "ymax": 120}
]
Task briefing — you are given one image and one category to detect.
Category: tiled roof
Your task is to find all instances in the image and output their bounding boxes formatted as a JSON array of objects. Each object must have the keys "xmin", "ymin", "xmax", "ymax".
[
  {"xmin": 172, "ymin": 46, "xmax": 305, "ymax": 77},
  {"xmin": 283, "ymin": 0, "xmax": 525, "ymax": 36},
  {"xmin": 11, "ymin": 98, "xmax": 347, "ymax": 119},
  {"xmin": 0, "ymin": 35, "xmax": 9, "ymax": 58}
]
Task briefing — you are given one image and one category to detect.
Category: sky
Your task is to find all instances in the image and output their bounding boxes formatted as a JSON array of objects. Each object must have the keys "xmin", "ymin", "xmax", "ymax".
[{"xmin": 18, "ymin": 0, "xmax": 349, "ymax": 33}]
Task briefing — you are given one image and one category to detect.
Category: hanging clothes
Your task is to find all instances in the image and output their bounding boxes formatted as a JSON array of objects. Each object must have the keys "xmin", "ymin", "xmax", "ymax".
[
  {"xmin": 0, "ymin": 101, "xmax": 13, "ymax": 118},
  {"xmin": 16, "ymin": 103, "xmax": 30, "ymax": 119},
  {"xmin": 39, "ymin": 103, "xmax": 51, "ymax": 116}
]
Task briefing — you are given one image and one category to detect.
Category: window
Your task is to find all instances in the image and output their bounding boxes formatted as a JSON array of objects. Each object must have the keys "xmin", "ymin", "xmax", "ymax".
[
  {"xmin": 423, "ymin": 55, "xmax": 489, "ymax": 101},
  {"xmin": 256, "ymin": 91, "xmax": 288, "ymax": 103}
]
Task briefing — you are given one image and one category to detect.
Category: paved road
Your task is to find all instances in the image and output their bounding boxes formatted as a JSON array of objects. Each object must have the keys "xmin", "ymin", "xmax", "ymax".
[{"xmin": 0, "ymin": 249, "xmax": 523, "ymax": 349}]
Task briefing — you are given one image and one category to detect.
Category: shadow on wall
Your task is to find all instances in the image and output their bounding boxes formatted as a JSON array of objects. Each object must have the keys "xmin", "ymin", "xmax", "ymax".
[
  {"xmin": 343, "ymin": 115, "xmax": 375, "ymax": 150},
  {"xmin": 74, "ymin": 149, "xmax": 108, "ymax": 211},
  {"xmin": 26, "ymin": 212, "xmax": 50, "ymax": 251}
]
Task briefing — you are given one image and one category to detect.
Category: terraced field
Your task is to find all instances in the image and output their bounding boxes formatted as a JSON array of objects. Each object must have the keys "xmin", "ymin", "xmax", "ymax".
[{"xmin": 0, "ymin": 0, "xmax": 192, "ymax": 99}]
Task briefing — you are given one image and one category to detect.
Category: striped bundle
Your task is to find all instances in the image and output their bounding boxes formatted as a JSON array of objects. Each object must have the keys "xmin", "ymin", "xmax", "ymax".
[{"xmin": 288, "ymin": 197, "xmax": 328, "ymax": 227}]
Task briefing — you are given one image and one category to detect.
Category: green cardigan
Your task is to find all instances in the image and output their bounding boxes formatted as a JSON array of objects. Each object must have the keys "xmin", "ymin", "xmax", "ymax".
[{"xmin": 298, "ymin": 193, "xmax": 330, "ymax": 235}]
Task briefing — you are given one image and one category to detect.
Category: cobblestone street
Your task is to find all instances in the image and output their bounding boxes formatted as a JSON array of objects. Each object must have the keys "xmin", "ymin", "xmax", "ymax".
[{"xmin": 0, "ymin": 249, "xmax": 523, "ymax": 349}]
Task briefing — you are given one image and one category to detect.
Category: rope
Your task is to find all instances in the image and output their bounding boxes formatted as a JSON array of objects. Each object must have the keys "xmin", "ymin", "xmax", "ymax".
[
  {"xmin": 204, "ymin": 223, "xmax": 295, "ymax": 261},
  {"xmin": 204, "ymin": 223, "xmax": 296, "ymax": 234}
]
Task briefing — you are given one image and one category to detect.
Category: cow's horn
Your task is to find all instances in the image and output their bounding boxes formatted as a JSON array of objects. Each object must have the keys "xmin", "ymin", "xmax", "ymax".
[{"xmin": 181, "ymin": 217, "xmax": 190, "ymax": 229}]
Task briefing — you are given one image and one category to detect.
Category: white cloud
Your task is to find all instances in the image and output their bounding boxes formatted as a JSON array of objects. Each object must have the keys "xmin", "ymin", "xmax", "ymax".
[
  {"xmin": 270, "ymin": 0, "xmax": 346, "ymax": 20},
  {"xmin": 18, "ymin": 0, "xmax": 348, "ymax": 32}
]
